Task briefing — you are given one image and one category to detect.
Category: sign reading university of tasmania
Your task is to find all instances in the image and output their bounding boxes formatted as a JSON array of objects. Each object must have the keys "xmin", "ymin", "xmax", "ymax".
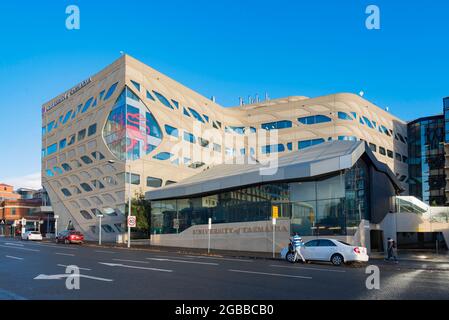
[{"xmin": 42, "ymin": 77, "xmax": 92, "ymax": 114}]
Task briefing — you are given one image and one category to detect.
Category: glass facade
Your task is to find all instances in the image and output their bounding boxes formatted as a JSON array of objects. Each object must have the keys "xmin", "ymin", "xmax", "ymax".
[
  {"xmin": 151, "ymin": 160, "xmax": 370, "ymax": 237},
  {"xmin": 445, "ymin": 97, "xmax": 449, "ymax": 143},
  {"xmin": 408, "ymin": 116, "xmax": 446, "ymax": 206},
  {"xmin": 103, "ymin": 87, "xmax": 163, "ymax": 161}
]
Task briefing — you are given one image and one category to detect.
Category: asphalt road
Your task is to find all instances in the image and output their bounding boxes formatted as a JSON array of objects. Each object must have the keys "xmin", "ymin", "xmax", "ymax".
[{"xmin": 1, "ymin": 237, "xmax": 448, "ymax": 300}]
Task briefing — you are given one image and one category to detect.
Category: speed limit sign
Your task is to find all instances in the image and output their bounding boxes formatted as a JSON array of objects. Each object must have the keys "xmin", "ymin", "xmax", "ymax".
[{"xmin": 127, "ymin": 216, "xmax": 137, "ymax": 228}]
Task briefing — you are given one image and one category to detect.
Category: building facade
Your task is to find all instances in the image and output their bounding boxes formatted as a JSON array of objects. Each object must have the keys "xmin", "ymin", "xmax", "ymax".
[
  {"xmin": 0, "ymin": 184, "xmax": 21, "ymax": 201},
  {"xmin": 408, "ymin": 115, "xmax": 446, "ymax": 206},
  {"xmin": 42, "ymin": 55, "xmax": 409, "ymax": 242}
]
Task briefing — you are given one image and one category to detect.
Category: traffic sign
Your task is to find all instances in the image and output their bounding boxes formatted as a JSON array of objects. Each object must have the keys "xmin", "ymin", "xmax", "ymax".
[
  {"xmin": 272, "ymin": 206, "xmax": 279, "ymax": 219},
  {"xmin": 127, "ymin": 216, "xmax": 137, "ymax": 228}
]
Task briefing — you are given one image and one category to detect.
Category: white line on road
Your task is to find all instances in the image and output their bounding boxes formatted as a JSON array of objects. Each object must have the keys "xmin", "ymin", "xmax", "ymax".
[
  {"xmin": 57, "ymin": 264, "xmax": 92, "ymax": 271},
  {"xmin": 23, "ymin": 242, "xmax": 79, "ymax": 251},
  {"xmin": 95, "ymin": 250, "xmax": 116, "ymax": 254},
  {"xmin": 55, "ymin": 253, "xmax": 75, "ymax": 257},
  {"xmin": 270, "ymin": 264, "xmax": 347, "ymax": 273},
  {"xmin": 146, "ymin": 258, "xmax": 219, "ymax": 266},
  {"xmin": 112, "ymin": 259, "xmax": 150, "ymax": 264},
  {"xmin": 5, "ymin": 242, "xmax": 24, "ymax": 247},
  {"xmin": 0, "ymin": 245, "xmax": 40, "ymax": 252},
  {"xmin": 186, "ymin": 255, "xmax": 254, "ymax": 263},
  {"xmin": 228, "ymin": 269, "xmax": 312, "ymax": 280},
  {"xmin": 99, "ymin": 262, "xmax": 173, "ymax": 273},
  {"xmin": 155, "ymin": 255, "xmax": 194, "ymax": 260},
  {"xmin": 34, "ymin": 274, "xmax": 113, "ymax": 282},
  {"xmin": 6, "ymin": 256, "xmax": 24, "ymax": 260}
]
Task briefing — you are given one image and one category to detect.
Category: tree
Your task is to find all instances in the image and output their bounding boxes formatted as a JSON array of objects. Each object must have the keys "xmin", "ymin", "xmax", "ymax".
[{"xmin": 126, "ymin": 191, "xmax": 152, "ymax": 238}]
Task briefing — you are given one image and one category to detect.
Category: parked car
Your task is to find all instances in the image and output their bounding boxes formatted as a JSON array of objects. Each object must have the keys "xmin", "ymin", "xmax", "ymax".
[
  {"xmin": 281, "ymin": 238, "xmax": 369, "ymax": 266},
  {"xmin": 21, "ymin": 231, "xmax": 43, "ymax": 241},
  {"xmin": 56, "ymin": 230, "xmax": 84, "ymax": 244}
]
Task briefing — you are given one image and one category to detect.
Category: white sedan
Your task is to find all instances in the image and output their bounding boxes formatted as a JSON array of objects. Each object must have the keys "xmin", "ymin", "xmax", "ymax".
[
  {"xmin": 21, "ymin": 231, "xmax": 43, "ymax": 241},
  {"xmin": 281, "ymin": 238, "xmax": 369, "ymax": 266}
]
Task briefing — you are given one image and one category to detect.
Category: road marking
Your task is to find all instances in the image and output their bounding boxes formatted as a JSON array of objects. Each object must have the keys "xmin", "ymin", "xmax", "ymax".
[
  {"xmin": 155, "ymin": 255, "xmax": 194, "ymax": 260},
  {"xmin": 228, "ymin": 269, "xmax": 312, "ymax": 280},
  {"xmin": 186, "ymin": 255, "xmax": 254, "ymax": 263},
  {"xmin": 57, "ymin": 264, "xmax": 92, "ymax": 271},
  {"xmin": 34, "ymin": 274, "xmax": 113, "ymax": 282},
  {"xmin": 0, "ymin": 245, "xmax": 40, "ymax": 252},
  {"xmin": 146, "ymin": 258, "xmax": 219, "ymax": 266},
  {"xmin": 24, "ymin": 242, "xmax": 79, "ymax": 251},
  {"xmin": 270, "ymin": 264, "xmax": 347, "ymax": 273},
  {"xmin": 55, "ymin": 253, "xmax": 75, "ymax": 257},
  {"xmin": 112, "ymin": 259, "xmax": 150, "ymax": 264},
  {"xmin": 6, "ymin": 256, "xmax": 24, "ymax": 260},
  {"xmin": 95, "ymin": 250, "xmax": 116, "ymax": 254},
  {"xmin": 5, "ymin": 242, "xmax": 24, "ymax": 247},
  {"xmin": 99, "ymin": 262, "xmax": 173, "ymax": 273}
]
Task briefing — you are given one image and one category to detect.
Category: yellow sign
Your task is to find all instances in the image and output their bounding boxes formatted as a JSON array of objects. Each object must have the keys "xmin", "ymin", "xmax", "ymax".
[{"xmin": 272, "ymin": 206, "xmax": 279, "ymax": 219}]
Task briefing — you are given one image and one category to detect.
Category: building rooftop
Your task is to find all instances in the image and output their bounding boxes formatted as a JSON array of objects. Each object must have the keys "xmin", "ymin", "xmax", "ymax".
[{"xmin": 147, "ymin": 141, "xmax": 403, "ymax": 201}]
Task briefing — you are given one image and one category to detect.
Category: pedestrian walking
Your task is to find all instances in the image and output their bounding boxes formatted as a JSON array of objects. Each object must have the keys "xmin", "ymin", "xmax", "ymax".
[
  {"xmin": 392, "ymin": 240, "xmax": 398, "ymax": 263},
  {"xmin": 386, "ymin": 238, "xmax": 393, "ymax": 261}
]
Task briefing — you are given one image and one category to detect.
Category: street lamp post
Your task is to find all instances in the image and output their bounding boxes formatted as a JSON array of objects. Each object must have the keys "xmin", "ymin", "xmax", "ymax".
[{"xmin": 98, "ymin": 214, "xmax": 104, "ymax": 246}]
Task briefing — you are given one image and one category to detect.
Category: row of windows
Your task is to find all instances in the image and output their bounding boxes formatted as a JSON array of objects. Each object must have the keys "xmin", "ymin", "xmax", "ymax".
[
  {"xmin": 119, "ymin": 172, "xmax": 176, "ymax": 188},
  {"xmin": 43, "ymin": 123, "xmax": 98, "ymax": 158},
  {"xmin": 45, "ymin": 151, "xmax": 105, "ymax": 177},
  {"xmin": 43, "ymin": 82, "xmax": 118, "ymax": 136},
  {"xmin": 259, "ymin": 113, "xmax": 407, "ymax": 146},
  {"xmin": 89, "ymin": 223, "xmax": 124, "ymax": 234},
  {"xmin": 130, "ymin": 79, "xmax": 221, "ymax": 130},
  {"xmin": 367, "ymin": 143, "xmax": 408, "ymax": 163}
]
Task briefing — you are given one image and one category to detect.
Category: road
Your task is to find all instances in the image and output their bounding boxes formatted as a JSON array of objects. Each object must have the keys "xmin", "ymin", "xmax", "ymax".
[{"xmin": 1, "ymin": 237, "xmax": 449, "ymax": 300}]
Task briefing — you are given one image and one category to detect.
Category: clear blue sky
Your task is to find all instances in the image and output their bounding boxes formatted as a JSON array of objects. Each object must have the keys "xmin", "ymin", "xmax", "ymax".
[{"xmin": 0, "ymin": 0, "xmax": 448, "ymax": 186}]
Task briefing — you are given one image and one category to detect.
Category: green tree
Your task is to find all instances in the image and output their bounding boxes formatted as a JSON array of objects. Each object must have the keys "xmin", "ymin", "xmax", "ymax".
[{"xmin": 126, "ymin": 191, "xmax": 152, "ymax": 238}]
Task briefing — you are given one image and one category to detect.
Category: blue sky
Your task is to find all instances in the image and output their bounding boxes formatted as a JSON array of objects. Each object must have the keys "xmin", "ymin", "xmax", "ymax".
[{"xmin": 0, "ymin": 0, "xmax": 448, "ymax": 188}]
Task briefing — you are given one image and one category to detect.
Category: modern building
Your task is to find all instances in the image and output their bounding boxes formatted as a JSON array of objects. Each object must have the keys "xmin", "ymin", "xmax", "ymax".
[
  {"xmin": 41, "ymin": 55, "xmax": 410, "ymax": 242},
  {"xmin": 444, "ymin": 97, "xmax": 449, "ymax": 204},
  {"xmin": 148, "ymin": 141, "xmax": 406, "ymax": 252},
  {"xmin": 408, "ymin": 115, "xmax": 446, "ymax": 206}
]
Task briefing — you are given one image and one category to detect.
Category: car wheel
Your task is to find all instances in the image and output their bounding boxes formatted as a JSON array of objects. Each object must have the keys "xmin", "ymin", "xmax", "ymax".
[
  {"xmin": 286, "ymin": 252, "xmax": 296, "ymax": 263},
  {"xmin": 331, "ymin": 254, "xmax": 344, "ymax": 266}
]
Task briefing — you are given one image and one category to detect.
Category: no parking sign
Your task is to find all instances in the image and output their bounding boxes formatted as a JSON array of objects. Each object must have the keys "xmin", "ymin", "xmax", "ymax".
[{"xmin": 127, "ymin": 216, "xmax": 137, "ymax": 228}]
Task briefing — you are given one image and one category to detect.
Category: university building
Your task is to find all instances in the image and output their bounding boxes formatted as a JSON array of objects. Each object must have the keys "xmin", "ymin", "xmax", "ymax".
[{"xmin": 41, "ymin": 55, "xmax": 449, "ymax": 252}]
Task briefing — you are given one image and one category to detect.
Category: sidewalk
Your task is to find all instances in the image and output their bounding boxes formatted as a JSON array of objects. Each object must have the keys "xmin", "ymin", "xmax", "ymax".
[{"xmin": 79, "ymin": 240, "xmax": 449, "ymax": 270}]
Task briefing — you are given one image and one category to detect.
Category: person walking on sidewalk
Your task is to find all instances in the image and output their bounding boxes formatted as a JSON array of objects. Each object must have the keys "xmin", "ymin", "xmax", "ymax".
[
  {"xmin": 386, "ymin": 238, "xmax": 393, "ymax": 261},
  {"xmin": 391, "ymin": 239, "xmax": 399, "ymax": 263}
]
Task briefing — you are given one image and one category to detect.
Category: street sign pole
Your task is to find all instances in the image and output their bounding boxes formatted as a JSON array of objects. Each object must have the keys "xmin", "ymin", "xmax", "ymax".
[
  {"xmin": 208, "ymin": 218, "xmax": 212, "ymax": 254},
  {"xmin": 54, "ymin": 215, "xmax": 59, "ymax": 238},
  {"xmin": 99, "ymin": 215, "xmax": 104, "ymax": 246},
  {"xmin": 272, "ymin": 218, "xmax": 277, "ymax": 259}
]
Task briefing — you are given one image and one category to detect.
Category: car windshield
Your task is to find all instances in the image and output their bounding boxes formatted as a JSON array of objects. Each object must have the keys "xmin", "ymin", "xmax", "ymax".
[
  {"xmin": 31, "ymin": 232, "xmax": 40, "ymax": 234},
  {"xmin": 337, "ymin": 240, "xmax": 351, "ymax": 246}
]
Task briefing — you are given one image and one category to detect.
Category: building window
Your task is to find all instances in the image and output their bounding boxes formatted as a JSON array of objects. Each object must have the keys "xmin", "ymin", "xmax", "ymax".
[
  {"xmin": 78, "ymin": 129, "xmax": 86, "ymax": 141},
  {"xmin": 171, "ymin": 100, "xmax": 179, "ymax": 109},
  {"xmin": 125, "ymin": 173, "xmax": 141, "ymax": 185},
  {"xmin": 80, "ymin": 210, "xmax": 93, "ymax": 220},
  {"xmin": 395, "ymin": 153, "xmax": 402, "ymax": 161},
  {"xmin": 62, "ymin": 110, "xmax": 73, "ymax": 125},
  {"xmin": 213, "ymin": 144, "xmax": 222, "ymax": 153},
  {"xmin": 131, "ymin": 80, "xmax": 141, "ymax": 91},
  {"xmin": 81, "ymin": 156, "xmax": 93, "ymax": 165},
  {"xmin": 338, "ymin": 136, "xmax": 357, "ymax": 141},
  {"xmin": 147, "ymin": 177, "xmax": 163, "ymax": 188},
  {"xmin": 59, "ymin": 139, "xmax": 67, "ymax": 150},
  {"xmin": 369, "ymin": 143, "xmax": 377, "ymax": 153},
  {"xmin": 61, "ymin": 163, "xmax": 72, "ymax": 172},
  {"xmin": 298, "ymin": 115, "xmax": 332, "ymax": 125},
  {"xmin": 362, "ymin": 117, "xmax": 374, "ymax": 129},
  {"xmin": 82, "ymin": 97, "xmax": 94, "ymax": 113},
  {"xmin": 46, "ymin": 144, "xmax": 58, "ymax": 156},
  {"xmin": 387, "ymin": 150, "xmax": 394, "ymax": 159},
  {"xmin": 91, "ymin": 151, "xmax": 105, "ymax": 160},
  {"xmin": 104, "ymin": 82, "xmax": 119, "ymax": 101},
  {"xmin": 61, "ymin": 188, "xmax": 72, "ymax": 197},
  {"xmin": 80, "ymin": 183, "xmax": 93, "ymax": 192},
  {"xmin": 88, "ymin": 124, "xmax": 97, "ymax": 136},
  {"xmin": 379, "ymin": 147, "xmax": 386, "ymax": 156},
  {"xmin": 153, "ymin": 152, "xmax": 173, "ymax": 161},
  {"xmin": 188, "ymin": 108, "xmax": 205, "ymax": 123},
  {"xmin": 153, "ymin": 91, "xmax": 174, "ymax": 109},
  {"xmin": 184, "ymin": 132, "xmax": 196, "ymax": 144},
  {"xmin": 338, "ymin": 112, "xmax": 353, "ymax": 120},
  {"xmin": 199, "ymin": 138, "xmax": 210, "ymax": 148},
  {"xmin": 166, "ymin": 180, "xmax": 177, "ymax": 186},
  {"xmin": 262, "ymin": 144, "xmax": 285, "ymax": 154},
  {"xmin": 298, "ymin": 139, "xmax": 325, "ymax": 150},
  {"xmin": 261, "ymin": 120, "xmax": 292, "ymax": 131}
]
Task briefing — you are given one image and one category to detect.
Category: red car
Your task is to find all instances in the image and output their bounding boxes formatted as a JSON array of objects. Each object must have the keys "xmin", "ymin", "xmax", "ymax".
[{"xmin": 56, "ymin": 230, "xmax": 84, "ymax": 244}]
